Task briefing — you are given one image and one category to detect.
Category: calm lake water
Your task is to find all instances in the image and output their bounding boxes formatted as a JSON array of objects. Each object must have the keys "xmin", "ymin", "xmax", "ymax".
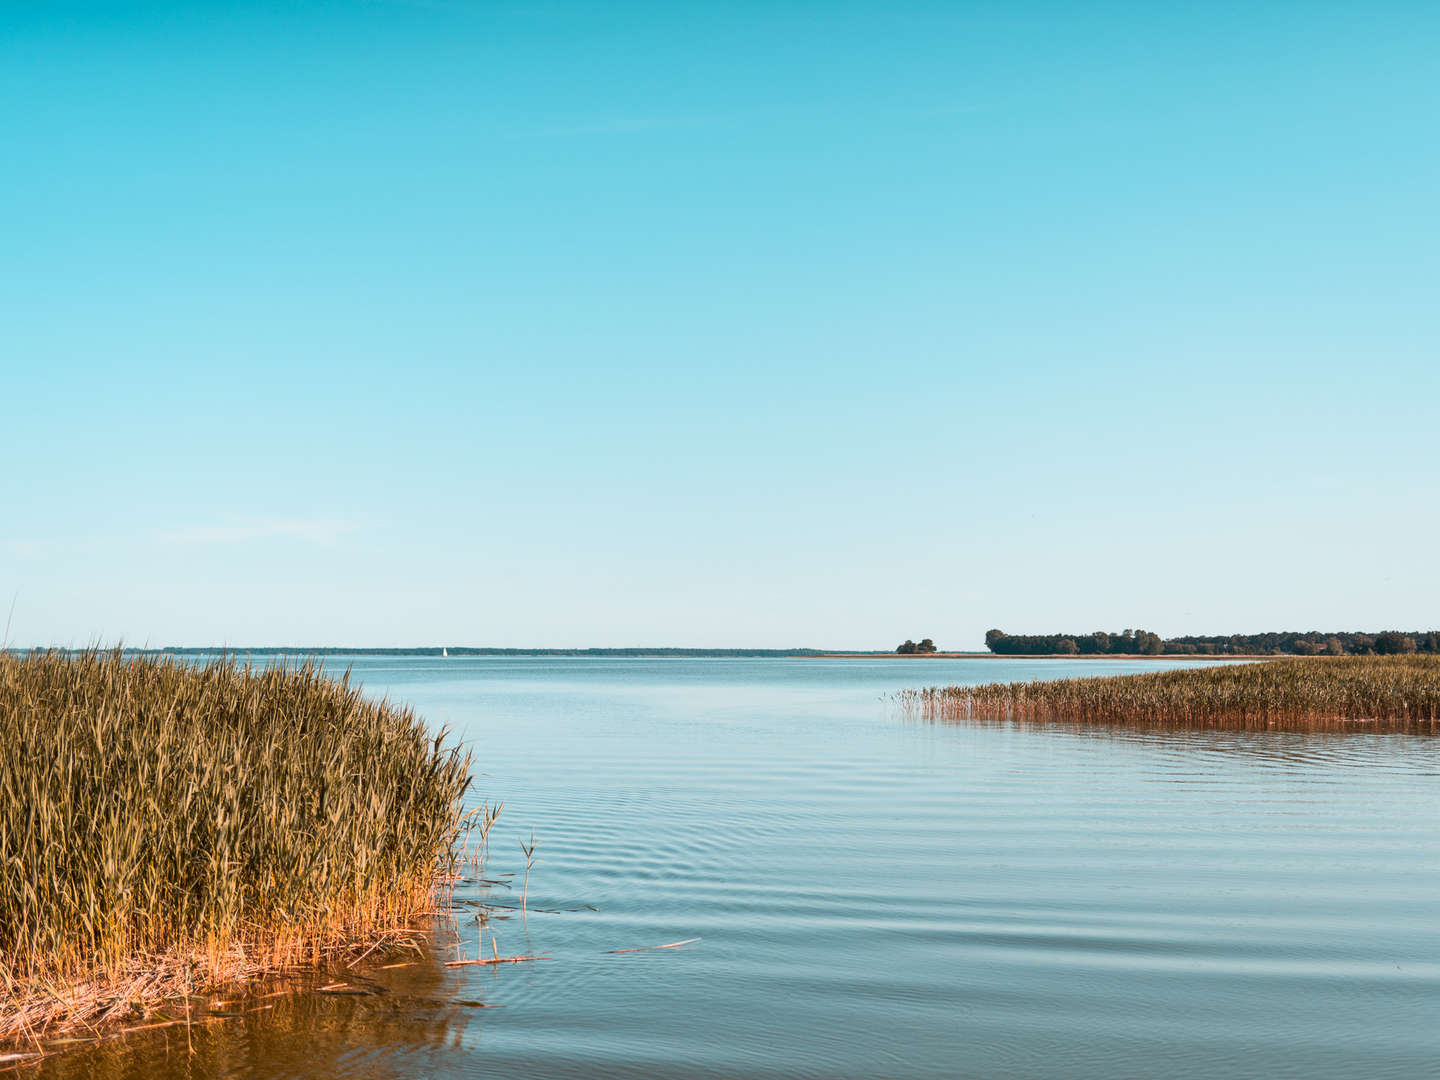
[{"xmin": 41, "ymin": 657, "xmax": 1440, "ymax": 1079}]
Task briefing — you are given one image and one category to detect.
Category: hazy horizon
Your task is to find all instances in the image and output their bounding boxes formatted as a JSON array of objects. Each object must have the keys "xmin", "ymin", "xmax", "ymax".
[
  {"xmin": 9, "ymin": 628, "xmax": 1439, "ymax": 655},
  {"xmin": 4, "ymin": 2, "xmax": 1437, "ymax": 649}
]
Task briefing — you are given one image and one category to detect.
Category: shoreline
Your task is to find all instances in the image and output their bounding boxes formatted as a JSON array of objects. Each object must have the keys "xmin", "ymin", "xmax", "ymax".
[{"xmin": 809, "ymin": 652, "xmax": 1276, "ymax": 660}]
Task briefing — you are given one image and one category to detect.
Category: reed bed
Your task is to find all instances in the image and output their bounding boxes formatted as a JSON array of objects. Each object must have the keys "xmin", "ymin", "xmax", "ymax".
[
  {"xmin": 896, "ymin": 655, "xmax": 1440, "ymax": 733},
  {"xmin": 0, "ymin": 649, "xmax": 472, "ymax": 1040}
]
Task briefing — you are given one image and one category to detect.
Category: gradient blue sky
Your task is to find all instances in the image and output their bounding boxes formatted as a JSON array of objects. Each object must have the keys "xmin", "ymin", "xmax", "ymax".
[{"xmin": 3, "ymin": 2, "xmax": 1437, "ymax": 649}]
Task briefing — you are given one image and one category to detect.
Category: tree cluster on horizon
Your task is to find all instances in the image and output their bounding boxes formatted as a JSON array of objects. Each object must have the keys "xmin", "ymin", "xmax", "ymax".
[
  {"xmin": 984, "ymin": 628, "xmax": 1440, "ymax": 657},
  {"xmin": 896, "ymin": 638, "xmax": 939, "ymax": 654}
]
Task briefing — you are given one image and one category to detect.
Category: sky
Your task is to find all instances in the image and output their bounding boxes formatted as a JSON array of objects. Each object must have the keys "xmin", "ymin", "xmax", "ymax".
[{"xmin": 2, "ymin": 1, "xmax": 1437, "ymax": 649}]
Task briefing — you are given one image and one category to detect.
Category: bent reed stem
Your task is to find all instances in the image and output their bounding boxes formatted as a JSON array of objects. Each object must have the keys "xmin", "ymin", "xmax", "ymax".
[{"xmin": 0, "ymin": 648, "xmax": 473, "ymax": 1040}]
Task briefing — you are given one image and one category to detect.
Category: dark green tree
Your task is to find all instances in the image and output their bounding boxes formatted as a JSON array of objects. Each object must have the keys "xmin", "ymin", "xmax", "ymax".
[{"xmin": 1374, "ymin": 631, "xmax": 1417, "ymax": 655}]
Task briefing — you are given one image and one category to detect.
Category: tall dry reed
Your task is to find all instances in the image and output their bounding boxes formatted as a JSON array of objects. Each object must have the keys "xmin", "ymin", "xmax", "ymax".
[
  {"xmin": 896, "ymin": 655, "xmax": 1440, "ymax": 733},
  {"xmin": 0, "ymin": 649, "xmax": 472, "ymax": 1037}
]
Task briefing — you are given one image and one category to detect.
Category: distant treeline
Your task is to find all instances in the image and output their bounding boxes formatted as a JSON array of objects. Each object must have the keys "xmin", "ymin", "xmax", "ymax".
[{"xmin": 985, "ymin": 629, "xmax": 1440, "ymax": 656}]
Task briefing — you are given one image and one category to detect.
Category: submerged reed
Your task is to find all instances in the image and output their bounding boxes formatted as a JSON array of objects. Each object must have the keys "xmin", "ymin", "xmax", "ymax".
[
  {"xmin": 897, "ymin": 655, "xmax": 1440, "ymax": 733},
  {"xmin": 0, "ymin": 649, "xmax": 472, "ymax": 1038}
]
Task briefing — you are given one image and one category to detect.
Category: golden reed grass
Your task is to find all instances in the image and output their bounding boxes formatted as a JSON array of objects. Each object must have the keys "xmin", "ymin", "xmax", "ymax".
[
  {"xmin": 0, "ymin": 649, "xmax": 472, "ymax": 1040},
  {"xmin": 896, "ymin": 655, "xmax": 1440, "ymax": 733}
]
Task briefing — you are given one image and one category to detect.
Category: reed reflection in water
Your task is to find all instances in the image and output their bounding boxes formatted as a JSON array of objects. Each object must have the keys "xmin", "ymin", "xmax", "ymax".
[{"xmin": 30, "ymin": 925, "xmax": 481, "ymax": 1080}]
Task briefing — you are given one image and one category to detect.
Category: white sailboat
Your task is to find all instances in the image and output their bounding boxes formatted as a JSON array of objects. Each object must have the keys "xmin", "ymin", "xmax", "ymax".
[{"xmin": 442, "ymin": 647, "xmax": 448, "ymax": 658}]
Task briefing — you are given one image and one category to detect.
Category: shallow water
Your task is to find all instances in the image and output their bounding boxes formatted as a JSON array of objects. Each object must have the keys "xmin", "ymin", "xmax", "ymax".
[{"xmin": 36, "ymin": 657, "xmax": 1440, "ymax": 1079}]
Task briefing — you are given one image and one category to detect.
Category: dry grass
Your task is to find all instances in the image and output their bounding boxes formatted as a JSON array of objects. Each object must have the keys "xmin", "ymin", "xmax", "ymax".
[
  {"xmin": 896, "ymin": 655, "xmax": 1440, "ymax": 732},
  {"xmin": 0, "ymin": 649, "xmax": 472, "ymax": 1041}
]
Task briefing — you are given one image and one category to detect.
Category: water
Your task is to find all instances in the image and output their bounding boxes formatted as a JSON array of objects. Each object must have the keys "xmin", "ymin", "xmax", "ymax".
[{"xmin": 39, "ymin": 657, "xmax": 1440, "ymax": 1079}]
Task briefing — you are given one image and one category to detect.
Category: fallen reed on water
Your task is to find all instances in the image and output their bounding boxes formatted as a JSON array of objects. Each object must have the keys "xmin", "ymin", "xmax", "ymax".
[
  {"xmin": 896, "ymin": 655, "xmax": 1440, "ymax": 732},
  {"xmin": 0, "ymin": 649, "xmax": 473, "ymax": 1039}
]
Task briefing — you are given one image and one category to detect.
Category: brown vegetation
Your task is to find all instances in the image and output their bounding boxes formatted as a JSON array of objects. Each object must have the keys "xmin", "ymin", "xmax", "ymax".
[
  {"xmin": 0, "ymin": 649, "xmax": 473, "ymax": 1042},
  {"xmin": 896, "ymin": 655, "xmax": 1440, "ymax": 732}
]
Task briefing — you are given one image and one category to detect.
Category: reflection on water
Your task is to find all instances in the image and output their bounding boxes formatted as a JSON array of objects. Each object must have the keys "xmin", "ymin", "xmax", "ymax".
[
  {"xmin": 921, "ymin": 711, "xmax": 1440, "ymax": 769},
  {"xmin": 33, "ymin": 930, "xmax": 479, "ymax": 1080},
  {"xmin": 32, "ymin": 657, "xmax": 1440, "ymax": 1080}
]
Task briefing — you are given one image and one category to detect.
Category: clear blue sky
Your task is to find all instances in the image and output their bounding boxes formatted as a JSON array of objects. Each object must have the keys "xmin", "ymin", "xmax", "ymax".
[{"xmin": 3, "ymin": 2, "xmax": 1437, "ymax": 649}]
